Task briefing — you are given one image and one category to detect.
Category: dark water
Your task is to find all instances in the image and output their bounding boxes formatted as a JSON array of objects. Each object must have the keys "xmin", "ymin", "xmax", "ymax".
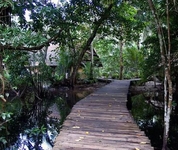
[
  {"xmin": 0, "ymin": 89, "xmax": 91, "ymax": 150},
  {"xmin": 131, "ymin": 94, "xmax": 178, "ymax": 150}
]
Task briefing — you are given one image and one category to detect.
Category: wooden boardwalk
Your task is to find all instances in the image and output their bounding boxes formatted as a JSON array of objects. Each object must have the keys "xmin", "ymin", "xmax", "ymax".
[{"xmin": 53, "ymin": 80, "xmax": 154, "ymax": 150}]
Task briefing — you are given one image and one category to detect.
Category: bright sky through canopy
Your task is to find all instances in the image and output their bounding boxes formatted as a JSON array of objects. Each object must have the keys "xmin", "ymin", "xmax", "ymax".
[
  {"xmin": 25, "ymin": 0, "xmax": 60, "ymax": 21},
  {"xmin": 51, "ymin": 0, "xmax": 58, "ymax": 4}
]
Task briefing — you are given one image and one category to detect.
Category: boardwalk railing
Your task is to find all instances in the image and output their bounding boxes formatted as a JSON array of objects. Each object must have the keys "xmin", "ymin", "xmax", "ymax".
[{"xmin": 53, "ymin": 80, "xmax": 154, "ymax": 150}]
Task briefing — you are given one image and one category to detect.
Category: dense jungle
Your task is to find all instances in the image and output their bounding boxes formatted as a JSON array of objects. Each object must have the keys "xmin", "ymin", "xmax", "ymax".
[{"xmin": 0, "ymin": 0, "xmax": 178, "ymax": 150}]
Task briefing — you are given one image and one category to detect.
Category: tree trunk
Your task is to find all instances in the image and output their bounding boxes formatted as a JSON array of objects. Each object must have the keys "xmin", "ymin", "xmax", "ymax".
[
  {"xmin": 90, "ymin": 42, "xmax": 94, "ymax": 80},
  {"xmin": 163, "ymin": 1, "xmax": 173, "ymax": 149},
  {"xmin": 174, "ymin": 75, "xmax": 178, "ymax": 114},
  {"xmin": 119, "ymin": 40, "xmax": 123, "ymax": 80},
  {"xmin": 147, "ymin": 1, "xmax": 173, "ymax": 150},
  {"xmin": 70, "ymin": 4, "xmax": 113, "ymax": 86},
  {"xmin": 0, "ymin": 54, "xmax": 3, "ymax": 74}
]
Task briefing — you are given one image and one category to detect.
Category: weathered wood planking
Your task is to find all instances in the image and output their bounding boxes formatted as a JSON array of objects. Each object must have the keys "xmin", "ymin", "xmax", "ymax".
[{"xmin": 53, "ymin": 80, "xmax": 154, "ymax": 150}]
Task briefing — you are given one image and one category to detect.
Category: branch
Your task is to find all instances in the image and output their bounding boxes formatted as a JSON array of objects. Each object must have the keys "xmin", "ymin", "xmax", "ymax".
[
  {"xmin": 0, "ymin": 74, "xmax": 5, "ymax": 95},
  {"xmin": 173, "ymin": 0, "xmax": 178, "ymax": 12},
  {"xmin": 80, "ymin": 5, "xmax": 113, "ymax": 59},
  {"xmin": 147, "ymin": 0, "xmax": 166, "ymax": 65},
  {"xmin": 0, "ymin": 29, "xmax": 62, "ymax": 51},
  {"xmin": 0, "ymin": 119, "xmax": 10, "ymax": 126},
  {"xmin": 146, "ymin": 97, "xmax": 163, "ymax": 110},
  {"xmin": 67, "ymin": 29, "xmax": 76, "ymax": 55},
  {"xmin": 70, "ymin": 3, "xmax": 114, "ymax": 85}
]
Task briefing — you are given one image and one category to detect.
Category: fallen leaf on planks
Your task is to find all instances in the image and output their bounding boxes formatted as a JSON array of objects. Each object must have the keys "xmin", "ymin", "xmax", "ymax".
[
  {"xmin": 140, "ymin": 142, "xmax": 147, "ymax": 144},
  {"xmin": 85, "ymin": 131, "xmax": 89, "ymax": 134},
  {"xmin": 75, "ymin": 137, "xmax": 84, "ymax": 142},
  {"xmin": 72, "ymin": 126, "xmax": 80, "ymax": 129}
]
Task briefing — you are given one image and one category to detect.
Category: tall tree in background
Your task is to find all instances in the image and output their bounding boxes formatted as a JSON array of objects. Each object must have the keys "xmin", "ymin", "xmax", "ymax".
[
  {"xmin": 119, "ymin": 38, "xmax": 124, "ymax": 80},
  {"xmin": 108, "ymin": 1, "xmax": 142, "ymax": 80}
]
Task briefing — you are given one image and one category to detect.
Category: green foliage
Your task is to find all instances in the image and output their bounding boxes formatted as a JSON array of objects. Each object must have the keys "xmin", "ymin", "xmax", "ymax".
[
  {"xmin": 1, "ymin": 112, "xmax": 12, "ymax": 120},
  {"xmin": 24, "ymin": 125, "xmax": 46, "ymax": 137},
  {"xmin": 55, "ymin": 47, "xmax": 74, "ymax": 82},
  {"xmin": 38, "ymin": 63, "xmax": 53, "ymax": 82},
  {"xmin": 140, "ymin": 35, "xmax": 163, "ymax": 81},
  {"xmin": 81, "ymin": 62, "xmax": 91, "ymax": 79},
  {"xmin": 119, "ymin": 2, "xmax": 137, "ymax": 22},
  {"xmin": 0, "ymin": 0, "xmax": 13, "ymax": 8},
  {"xmin": 131, "ymin": 94, "xmax": 164, "ymax": 149},
  {"xmin": 55, "ymin": 97, "xmax": 70, "ymax": 125},
  {"xmin": 0, "ymin": 0, "xmax": 159, "ymax": 147},
  {"xmin": 3, "ymin": 48, "xmax": 53, "ymax": 91},
  {"xmin": 82, "ymin": 62, "xmax": 99, "ymax": 82},
  {"xmin": 1, "ymin": 0, "xmax": 147, "ymax": 85},
  {"xmin": 0, "ymin": 25, "xmax": 47, "ymax": 47},
  {"xmin": 94, "ymin": 38, "xmax": 120, "ymax": 78},
  {"xmin": 2, "ymin": 0, "xmax": 178, "ymax": 148},
  {"xmin": 131, "ymin": 94, "xmax": 159, "ymax": 122},
  {"xmin": 3, "ymin": 50, "xmax": 31, "ymax": 87},
  {"xmin": 0, "ymin": 137, "xmax": 7, "ymax": 145},
  {"xmin": 123, "ymin": 45, "xmax": 144, "ymax": 78},
  {"xmin": 94, "ymin": 38, "xmax": 143, "ymax": 79},
  {"xmin": 0, "ymin": 98, "xmax": 22, "ymax": 140},
  {"xmin": 0, "ymin": 110, "xmax": 13, "ymax": 145}
]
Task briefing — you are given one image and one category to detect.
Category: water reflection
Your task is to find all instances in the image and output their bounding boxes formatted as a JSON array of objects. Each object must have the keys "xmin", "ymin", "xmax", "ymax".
[
  {"xmin": 0, "ymin": 88, "xmax": 91, "ymax": 150},
  {"xmin": 1, "ymin": 97, "xmax": 60, "ymax": 150}
]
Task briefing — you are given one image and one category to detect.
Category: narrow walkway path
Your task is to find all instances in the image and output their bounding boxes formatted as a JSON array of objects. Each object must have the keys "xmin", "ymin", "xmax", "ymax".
[{"xmin": 53, "ymin": 80, "xmax": 154, "ymax": 150}]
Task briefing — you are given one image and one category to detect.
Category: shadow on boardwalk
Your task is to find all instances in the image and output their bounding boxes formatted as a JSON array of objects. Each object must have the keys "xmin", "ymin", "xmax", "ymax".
[{"xmin": 53, "ymin": 80, "xmax": 154, "ymax": 150}]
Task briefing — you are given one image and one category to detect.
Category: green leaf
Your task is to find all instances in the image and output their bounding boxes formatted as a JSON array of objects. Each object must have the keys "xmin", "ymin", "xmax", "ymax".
[{"xmin": 0, "ymin": 137, "xmax": 7, "ymax": 145}]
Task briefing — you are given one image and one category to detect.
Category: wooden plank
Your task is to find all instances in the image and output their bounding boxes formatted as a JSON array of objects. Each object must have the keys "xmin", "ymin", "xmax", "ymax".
[{"xmin": 53, "ymin": 80, "xmax": 154, "ymax": 150}]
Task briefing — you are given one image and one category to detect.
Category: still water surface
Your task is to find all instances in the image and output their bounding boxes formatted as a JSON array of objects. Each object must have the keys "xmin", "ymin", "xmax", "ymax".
[{"xmin": 1, "ymin": 89, "xmax": 91, "ymax": 150}]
